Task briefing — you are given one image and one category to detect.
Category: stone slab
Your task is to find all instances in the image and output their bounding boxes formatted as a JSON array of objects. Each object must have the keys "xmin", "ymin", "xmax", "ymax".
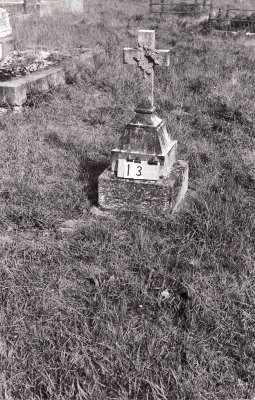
[
  {"xmin": 98, "ymin": 160, "xmax": 189, "ymax": 218},
  {"xmin": 0, "ymin": 34, "xmax": 13, "ymax": 61},
  {"xmin": 0, "ymin": 48, "xmax": 95, "ymax": 105},
  {"xmin": 0, "ymin": 64, "xmax": 65, "ymax": 105},
  {"xmin": 111, "ymin": 140, "xmax": 177, "ymax": 179}
]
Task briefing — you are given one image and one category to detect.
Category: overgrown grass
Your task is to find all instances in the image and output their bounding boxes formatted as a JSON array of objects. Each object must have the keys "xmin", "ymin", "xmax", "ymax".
[{"xmin": 0, "ymin": 0, "xmax": 254, "ymax": 399}]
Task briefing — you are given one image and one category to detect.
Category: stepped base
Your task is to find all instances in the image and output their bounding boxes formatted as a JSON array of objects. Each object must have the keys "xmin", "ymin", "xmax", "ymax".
[{"xmin": 98, "ymin": 160, "xmax": 188, "ymax": 218}]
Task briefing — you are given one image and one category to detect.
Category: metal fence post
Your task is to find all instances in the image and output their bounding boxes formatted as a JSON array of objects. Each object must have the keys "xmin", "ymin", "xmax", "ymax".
[
  {"xmin": 161, "ymin": 0, "xmax": 165, "ymax": 13},
  {"xmin": 226, "ymin": 4, "xmax": 229, "ymax": 19}
]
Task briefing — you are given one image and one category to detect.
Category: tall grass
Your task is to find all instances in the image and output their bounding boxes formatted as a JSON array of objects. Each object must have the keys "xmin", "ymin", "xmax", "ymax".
[{"xmin": 0, "ymin": 0, "xmax": 254, "ymax": 399}]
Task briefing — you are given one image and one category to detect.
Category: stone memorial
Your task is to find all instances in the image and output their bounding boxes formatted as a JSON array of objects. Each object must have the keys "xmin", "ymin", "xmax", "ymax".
[
  {"xmin": 98, "ymin": 30, "xmax": 188, "ymax": 218},
  {"xmin": 0, "ymin": 8, "xmax": 13, "ymax": 61},
  {"xmin": 64, "ymin": 0, "xmax": 83, "ymax": 13},
  {"xmin": 36, "ymin": 0, "xmax": 83, "ymax": 16}
]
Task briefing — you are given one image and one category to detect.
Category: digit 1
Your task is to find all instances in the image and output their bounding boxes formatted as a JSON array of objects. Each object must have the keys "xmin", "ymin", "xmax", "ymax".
[{"xmin": 127, "ymin": 163, "xmax": 130, "ymax": 176}]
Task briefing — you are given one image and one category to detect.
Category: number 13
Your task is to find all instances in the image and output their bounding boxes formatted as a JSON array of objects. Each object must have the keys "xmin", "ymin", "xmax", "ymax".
[
  {"xmin": 126, "ymin": 163, "xmax": 143, "ymax": 178},
  {"xmin": 136, "ymin": 166, "xmax": 142, "ymax": 176}
]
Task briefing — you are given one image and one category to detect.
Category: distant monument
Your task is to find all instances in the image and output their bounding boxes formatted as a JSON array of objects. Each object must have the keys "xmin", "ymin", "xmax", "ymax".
[
  {"xmin": 0, "ymin": 8, "xmax": 12, "ymax": 38},
  {"xmin": 0, "ymin": 8, "xmax": 13, "ymax": 61},
  {"xmin": 64, "ymin": 0, "xmax": 83, "ymax": 13},
  {"xmin": 36, "ymin": 0, "xmax": 83, "ymax": 16},
  {"xmin": 98, "ymin": 30, "xmax": 188, "ymax": 218}
]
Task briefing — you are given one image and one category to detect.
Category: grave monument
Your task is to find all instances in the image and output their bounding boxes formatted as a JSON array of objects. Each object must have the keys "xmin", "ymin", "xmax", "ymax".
[
  {"xmin": 36, "ymin": 0, "xmax": 83, "ymax": 16},
  {"xmin": 98, "ymin": 30, "xmax": 188, "ymax": 218},
  {"xmin": 0, "ymin": 8, "xmax": 13, "ymax": 61}
]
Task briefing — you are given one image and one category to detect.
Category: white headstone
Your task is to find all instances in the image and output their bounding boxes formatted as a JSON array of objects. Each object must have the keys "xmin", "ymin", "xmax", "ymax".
[
  {"xmin": 0, "ymin": 8, "xmax": 12, "ymax": 39},
  {"xmin": 65, "ymin": 0, "xmax": 83, "ymax": 13}
]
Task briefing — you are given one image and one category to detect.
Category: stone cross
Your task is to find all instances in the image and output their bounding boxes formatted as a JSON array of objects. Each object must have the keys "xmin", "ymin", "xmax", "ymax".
[{"xmin": 123, "ymin": 30, "xmax": 170, "ymax": 111}]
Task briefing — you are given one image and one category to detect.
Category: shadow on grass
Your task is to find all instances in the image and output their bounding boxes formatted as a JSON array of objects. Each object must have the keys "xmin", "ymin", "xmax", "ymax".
[
  {"xmin": 44, "ymin": 132, "xmax": 109, "ymax": 206},
  {"xmin": 79, "ymin": 156, "xmax": 109, "ymax": 206}
]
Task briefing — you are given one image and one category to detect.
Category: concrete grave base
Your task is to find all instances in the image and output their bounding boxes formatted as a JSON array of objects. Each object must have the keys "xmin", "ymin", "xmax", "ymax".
[
  {"xmin": 0, "ymin": 64, "xmax": 65, "ymax": 105},
  {"xmin": 98, "ymin": 160, "xmax": 188, "ymax": 218},
  {"xmin": 0, "ymin": 35, "xmax": 14, "ymax": 61},
  {"xmin": 0, "ymin": 48, "xmax": 96, "ymax": 106}
]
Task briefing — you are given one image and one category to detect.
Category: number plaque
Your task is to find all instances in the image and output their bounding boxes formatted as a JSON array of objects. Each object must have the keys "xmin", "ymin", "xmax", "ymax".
[
  {"xmin": 124, "ymin": 161, "xmax": 144, "ymax": 179},
  {"xmin": 117, "ymin": 158, "xmax": 160, "ymax": 181}
]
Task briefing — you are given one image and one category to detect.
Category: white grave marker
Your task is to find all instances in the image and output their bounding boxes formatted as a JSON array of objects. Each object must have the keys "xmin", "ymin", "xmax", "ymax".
[{"xmin": 0, "ymin": 8, "xmax": 12, "ymax": 39}]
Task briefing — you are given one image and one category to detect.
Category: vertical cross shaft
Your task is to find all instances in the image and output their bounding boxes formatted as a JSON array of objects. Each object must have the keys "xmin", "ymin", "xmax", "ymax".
[{"xmin": 123, "ymin": 30, "xmax": 170, "ymax": 113}]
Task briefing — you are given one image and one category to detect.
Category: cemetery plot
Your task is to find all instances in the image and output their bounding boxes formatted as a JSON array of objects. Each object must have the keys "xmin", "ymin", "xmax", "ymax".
[
  {"xmin": 0, "ymin": 49, "xmax": 61, "ymax": 81},
  {"xmin": 0, "ymin": 63, "xmax": 65, "ymax": 106},
  {"xmin": 0, "ymin": 48, "xmax": 95, "ymax": 106},
  {"xmin": 149, "ymin": 0, "xmax": 213, "ymax": 15},
  {"xmin": 208, "ymin": 5, "xmax": 255, "ymax": 33}
]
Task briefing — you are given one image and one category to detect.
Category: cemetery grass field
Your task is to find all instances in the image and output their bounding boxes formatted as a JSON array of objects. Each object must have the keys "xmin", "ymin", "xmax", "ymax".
[{"xmin": 0, "ymin": 0, "xmax": 255, "ymax": 399}]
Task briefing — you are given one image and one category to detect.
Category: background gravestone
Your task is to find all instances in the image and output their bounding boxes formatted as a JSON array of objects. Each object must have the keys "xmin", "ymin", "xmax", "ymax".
[
  {"xmin": 0, "ymin": 8, "xmax": 13, "ymax": 61},
  {"xmin": 64, "ymin": 0, "xmax": 83, "ymax": 13},
  {"xmin": 35, "ymin": 0, "xmax": 83, "ymax": 16}
]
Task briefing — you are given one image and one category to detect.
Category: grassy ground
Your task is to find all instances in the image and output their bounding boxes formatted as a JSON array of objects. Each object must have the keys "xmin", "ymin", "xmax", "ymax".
[{"xmin": 0, "ymin": 0, "xmax": 255, "ymax": 399}]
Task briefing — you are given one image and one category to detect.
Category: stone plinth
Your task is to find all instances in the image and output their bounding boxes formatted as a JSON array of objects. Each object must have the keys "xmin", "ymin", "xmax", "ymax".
[
  {"xmin": 99, "ymin": 160, "xmax": 188, "ymax": 217},
  {"xmin": 111, "ymin": 111, "xmax": 177, "ymax": 180}
]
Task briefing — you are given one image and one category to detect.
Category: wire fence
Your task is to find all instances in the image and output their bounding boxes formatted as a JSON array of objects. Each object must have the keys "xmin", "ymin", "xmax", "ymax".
[
  {"xmin": 149, "ymin": 0, "xmax": 213, "ymax": 15},
  {"xmin": 208, "ymin": 4, "xmax": 255, "ymax": 32}
]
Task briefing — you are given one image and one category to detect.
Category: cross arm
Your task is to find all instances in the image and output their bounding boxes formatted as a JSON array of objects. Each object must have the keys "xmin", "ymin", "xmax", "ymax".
[
  {"xmin": 123, "ymin": 48, "xmax": 138, "ymax": 65},
  {"xmin": 156, "ymin": 50, "xmax": 170, "ymax": 66},
  {"xmin": 123, "ymin": 48, "xmax": 170, "ymax": 66}
]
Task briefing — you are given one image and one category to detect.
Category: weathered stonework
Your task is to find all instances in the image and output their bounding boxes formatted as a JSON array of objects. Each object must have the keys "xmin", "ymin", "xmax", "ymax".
[
  {"xmin": 99, "ymin": 160, "xmax": 188, "ymax": 217},
  {"xmin": 111, "ymin": 111, "xmax": 177, "ymax": 179},
  {"xmin": 98, "ymin": 30, "xmax": 189, "ymax": 218}
]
